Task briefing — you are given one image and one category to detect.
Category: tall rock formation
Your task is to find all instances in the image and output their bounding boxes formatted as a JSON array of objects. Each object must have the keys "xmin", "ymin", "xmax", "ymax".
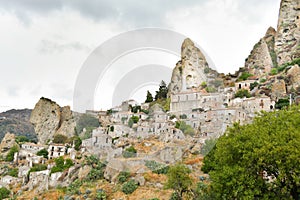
[
  {"xmin": 275, "ymin": 0, "xmax": 300, "ymax": 65},
  {"xmin": 0, "ymin": 133, "xmax": 19, "ymax": 157},
  {"xmin": 168, "ymin": 38, "xmax": 210, "ymax": 94},
  {"xmin": 30, "ymin": 97, "xmax": 76, "ymax": 144},
  {"xmin": 245, "ymin": 27, "xmax": 277, "ymax": 76}
]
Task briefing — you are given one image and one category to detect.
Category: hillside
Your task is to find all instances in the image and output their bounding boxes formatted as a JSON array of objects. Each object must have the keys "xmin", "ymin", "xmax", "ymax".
[{"xmin": 0, "ymin": 109, "xmax": 37, "ymax": 142}]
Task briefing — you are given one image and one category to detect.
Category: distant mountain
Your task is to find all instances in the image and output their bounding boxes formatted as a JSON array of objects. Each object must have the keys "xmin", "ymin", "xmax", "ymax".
[{"xmin": 0, "ymin": 109, "xmax": 37, "ymax": 142}]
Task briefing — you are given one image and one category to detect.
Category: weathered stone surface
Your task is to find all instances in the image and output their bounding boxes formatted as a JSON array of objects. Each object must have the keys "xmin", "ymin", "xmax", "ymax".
[
  {"xmin": 245, "ymin": 27, "xmax": 276, "ymax": 76},
  {"xmin": 275, "ymin": 0, "xmax": 300, "ymax": 65},
  {"xmin": 78, "ymin": 165, "xmax": 91, "ymax": 180},
  {"xmin": 168, "ymin": 38, "xmax": 210, "ymax": 94},
  {"xmin": 272, "ymin": 79, "xmax": 287, "ymax": 99},
  {"xmin": 287, "ymin": 65, "xmax": 300, "ymax": 89},
  {"xmin": 30, "ymin": 97, "xmax": 76, "ymax": 144},
  {"xmin": 0, "ymin": 132, "xmax": 18, "ymax": 156}
]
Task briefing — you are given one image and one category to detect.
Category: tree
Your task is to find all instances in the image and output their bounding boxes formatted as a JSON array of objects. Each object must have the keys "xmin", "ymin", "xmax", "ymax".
[
  {"xmin": 201, "ymin": 138, "xmax": 217, "ymax": 156},
  {"xmin": 275, "ymin": 98, "xmax": 289, "ymax": 110},
  {"xmin": 145, "ymin": 90, "xmax": 154, "ymax": 103},
  {"xmin": 53, "ymin": 134, "xmax": 68, "ymax": 144},
  {"xmin": 5, "ymin": 145, "xmax": 19, "ymax": 162},
  {"xmin": 202, "ymin": 106, "xmax": 300, "ymax": 199},
  {"xmin": 165, "ymin": 163, "xmax": 192, "ymax": 199},
  {"xmin": 37, "ymin": 148, "xmax": 49, "ymax": 159},
  {"xmin": 155, "ymin": 80, "xmax": 168, "ymax": 100},
  {"xmin": 235, "ymin": 89, "xmax": 251, "ymax": 98},
  {"xmin": 0, "ymin": 187, "xmax": 10, "ymax": 199}
]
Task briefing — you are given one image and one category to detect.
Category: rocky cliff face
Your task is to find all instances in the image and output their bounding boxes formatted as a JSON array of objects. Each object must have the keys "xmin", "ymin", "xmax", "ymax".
[
  {"xmin": 275, "ymin": 0, "xmax": 300, "ymax": 65},
  {"xmin": 245, "ymin": 27, "xmax": 277, "ymax": 76},
  {"xmin": 0, "ymin": 133, "xmax": 18, "ymax": 156},
  {"xmin": 168, "ymin": 38, "xmax": 210, "ymax": 94},
  {"xmin": 30, "ymin": 97, "xmax": 76, "ymax": 144}
]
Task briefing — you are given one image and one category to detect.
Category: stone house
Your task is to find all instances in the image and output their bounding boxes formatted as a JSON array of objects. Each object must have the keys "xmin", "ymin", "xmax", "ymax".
[
  {"xmin": 48, "ymin": 144, "xmax": 67, "ymax": 159},
  {"xmin": 235, "ymin": 80, "xmax": 256, "ymax": 91},
  {"xmin": 21, "ymin": 142, "xmax": 47, "ymax": 153}
]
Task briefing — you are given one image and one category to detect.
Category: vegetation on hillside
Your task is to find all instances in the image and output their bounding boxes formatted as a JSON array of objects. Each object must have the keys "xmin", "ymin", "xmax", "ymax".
[{"xmin": 202, "ymin": 106, "xmax": 300, "ymax": 199}]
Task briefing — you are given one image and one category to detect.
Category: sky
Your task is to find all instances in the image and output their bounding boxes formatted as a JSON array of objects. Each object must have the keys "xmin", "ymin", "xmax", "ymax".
[{"xmin": 0, "ymin": 0, "xmax": 281, "ymax": 112}]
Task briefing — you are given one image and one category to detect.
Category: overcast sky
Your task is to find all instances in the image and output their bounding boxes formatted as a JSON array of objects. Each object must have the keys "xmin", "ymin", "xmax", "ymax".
[{"xmin": 0, "ymin": 0, "xmax": 281, "ymax": 112}]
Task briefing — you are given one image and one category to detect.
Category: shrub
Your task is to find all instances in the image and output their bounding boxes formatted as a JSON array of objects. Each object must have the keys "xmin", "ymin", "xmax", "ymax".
[
  {"xmin": 53, "ymin": 134, "xmax": 68, "ymax": 144},
  {"xmin": 117, "ymin": 171, "xmax": 131, "ymax": 183},
  {"xmin": 5, "ymin": 145, "xmax": 19, "ymax": 162},
  {"xmin": 15, "ymin": 136, "xmax": 30, "ymax": 144},
  {"xmin": 50, "ymin": 157, "xmax": 74, "ymax": 174},
  {"xmin": 72, "ymin": 136, "xmax": 82, "ymax": 151},
  {"xmin": 84, "ymin": 155, "xmax": 106, "ymax": 181},
  {"xmin": 0, "ymin": 187, "xmax": 10, "ymax": 199},
  {"xmin": 170, "ymin": 115, "xmax": 176, "ymax": 120},
  {"xmin": 6, "ymin": 167, "xmax": 18, "ymax": 177},
  {"xmin": 235, "ymin": 89, "xmax": 251, "ymax": 98},
  {"xmin": 260, "ymin": 78, "xmax": 266, "ymax": 83},
  {"xmin": 275, "ymin": 98, "xmax": 290, "ymax": 110},
  {"xmin": 95, "ymin": 189, "xmax": 107, "ymax": 200},
  {"xmin": 28, "ymin": 164, "xmax": 47, "ymax": 177},
  {"xmin": 145, "ymin": 160, "xmax": 169, "ymax": 174},
  {"xmin": 250, "ymin": 82, "xmax": 259, "ymax": 91},
  {"xmin": 270, "ymin": 68, "xmax": 278, "ymax": 75},
  {"xmin": 67, "ymin": 179, "xmax": 82, "ymax": 195},
  {"xmin": 110, "ymin": 126, "xmax": 114, "ymax": 132},
  {"xmin": 205, "ymin": 86, "xmax": 216, "ymax": 93},
  {"xmin": 175, "ymin": 121, "xmax": 195, "ymax": 136},
  {"xmin": 201, "ymin": 82, "xmax": 207, "ymax": 88},
  {"xmin": 201, "ymin": 138, "xmax": 217, "ymax": 156},
  {"xmin": 37, "ymin": 148, "xmax": 48, "ymax": 159},
  {"xmin": 238, "ymin": 72, "xmax": 253, "ymax": 81},
  {"xmin": 123, "ymin": 146, "xmax": 137, "ymax": 158},
  {"xmin": 204, "ymin": 67, "xmax": 210, "ymax": 74},
  {"xmin": 128, "ymin": 118, "xmax": 134, "ymax": 128},
  {"xmin": 121, "ymin": 180, "xmax": 138, "ymax": 194},
  {"xmin": 130, "ymin": 116, "xmax": 139, "ymax": 123}
]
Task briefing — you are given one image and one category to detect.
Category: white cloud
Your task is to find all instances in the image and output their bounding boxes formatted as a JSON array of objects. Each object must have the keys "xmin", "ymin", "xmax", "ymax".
[{"xmin": 0, "ymin": 0, "xmax": 282, "ymax": 112}]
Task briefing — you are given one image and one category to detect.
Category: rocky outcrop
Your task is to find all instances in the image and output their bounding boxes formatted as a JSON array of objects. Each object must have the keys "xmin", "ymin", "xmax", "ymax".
[
  {"xmin": 0, "ymin": 133, "xmax": 18, "ymax": 156},
  {"xmin": 275, "ymin": 0, "xmax": 300, "ymax": 65},
  {"xmin": 168, "ymin": 38, "xmax": 210, "ymax": 94},
  {"xmin": 272, "ymin": 79, "xmax": 287, "ymax": 99},
  {"xmin": 30, "ymin": 97, "xmax": 76, "ymax": 144},
  {"xmin": 245, "ymin": 27, "xmax": 277, "ymax": 76}
]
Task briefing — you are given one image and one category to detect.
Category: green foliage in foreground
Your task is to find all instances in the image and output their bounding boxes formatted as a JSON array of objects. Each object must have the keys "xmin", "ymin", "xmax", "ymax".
[
  {"xmin": 165, "ymin": 163, "xmax": 192, "ymax": 199},
  {"xmin": 0, "ymin": 187, "xmax": 10, "ymax": 199},
  {"xmin": 202, "ymin": 106, "xmax": 300, "ymax": 199}
]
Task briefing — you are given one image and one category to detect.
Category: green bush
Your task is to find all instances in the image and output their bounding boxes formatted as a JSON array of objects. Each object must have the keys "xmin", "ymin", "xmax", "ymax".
[
  {"xmin": 121, "ymin": 180, "xmax": 138, "ymax": 194},
  {"xmin": 5, "ymin": 145, "xmax": 19, "ymax": 162},
  {"xmin": 275, "ymin": 98, "xmax": 290, "ymax": 110},
  {"xmin": 237, "ymin": 72, "xmax": 253, "ymax": 81},
  {"xmin": 84, "ymin": 155, "xmax": 106, "ymax": 181},
  {"xmin": 205, "ymin": 86, "xmax": 216, "ymax": 93},
  {"xmin": 260, "ymin": 78, "xmax": 266, "ymax": 83},
  {"xmin": 53, "ymin": 134, "xmax": 68, "ymax": 144},
  {"xmin": 72, "ymin": 136, "xmax": 82, "ymax": 151},
  {"xmin": 95, "ymin": 189, "xmax": 107, "ymax": 200},
  {"xmin": 6, "ymin": 167, "xmax": 18, "ymax": 177},
  {"xmin": 250, "ymin": 82, "xmax": 259, "ymax": 91},
  {"xmin": 37, "ymin": 148, "xmax": 48, "ymax": 159},
  {"xmin": 128, "ymin": 118, "xmax": 134, "ymax": 128},
  {"xmin": 175, "ymin": 121, "xmax": 195, "ymax": 136},
  {"xmin": 270, "ymin": 68, "xmax": 278, "ymax": 75},
  {"xmin": 117, "ymin": 171, "xmax": 131, "ymax": 183},
  {"xmin": 130, "ymin": 116, "xmax": 139, "ymax": 123},
  {"xmin": 50, "ymin": 157, "xmax": 74, "ymax": 174},
  {"xmin": 0, "ymin": 187, "xmax": 10, "ymax": 199},
  {"xmin": 123, "ymin": 146, "xmax": 137, "ymax": 158},
  {"xmin": 28, "ymin": 164, "xmax": 47, "ymax": 177},
  {"xmin": 235, "ymin": 89, "xmax": 251, "ymax": 98},
  {"xmin": 145, "ymin": 160, "xmax": 169, "ymax": 174},
  {"xmin": 67, "ymin": 179, "xmax": 82, "ymax": 195}
]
